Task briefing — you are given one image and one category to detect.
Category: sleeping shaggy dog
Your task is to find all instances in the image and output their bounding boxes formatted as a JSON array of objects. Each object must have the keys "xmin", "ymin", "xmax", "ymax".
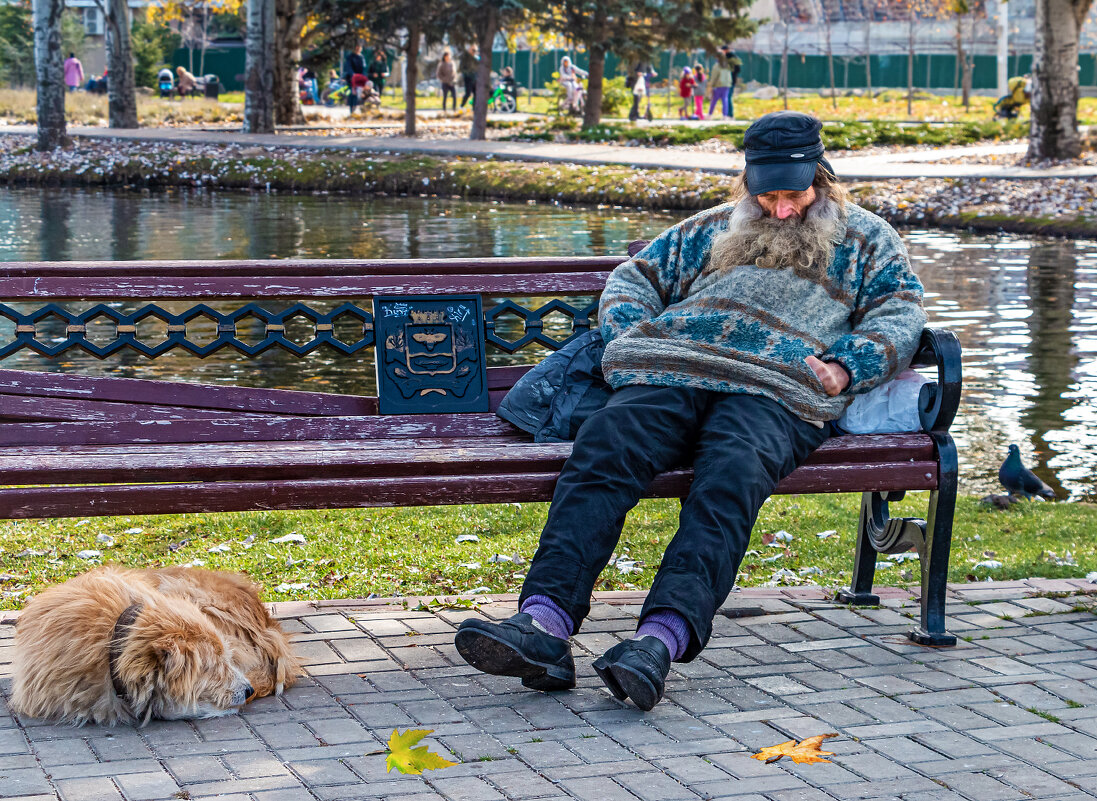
[{"xmin": 11, "ymin": 566, "xmax": 301, "ymax": 726}]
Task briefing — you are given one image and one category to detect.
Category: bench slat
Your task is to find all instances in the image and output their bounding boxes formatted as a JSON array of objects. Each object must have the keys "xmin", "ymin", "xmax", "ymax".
[
  {"xmin": 0, "ymin": 395, "xmax": 281, "ymax": 423},
  {"xmin": 0, "ymin": 415, "xmax": 524, "ymax": 446},
  {"xmin": 0, "ymin": 462, "xmax": 937, "ymax": 520},
  {"xmin": 0, "ymin": 273, "xmax": 611, "ymax": 299},
  {"xmin": 0, "ymin": 436, "xmax": 937, "ymax": 486},
  {"xmin": 0, "ymin": 257, "xmax": 622, "ymax": 278}
]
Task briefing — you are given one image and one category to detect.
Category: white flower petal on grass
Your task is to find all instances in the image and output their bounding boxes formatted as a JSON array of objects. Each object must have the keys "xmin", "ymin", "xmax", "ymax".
[
  {"xmin": 271, "ymin": 533, "xmax": 306, "ymax": 544},
  {"xmin": 455, "ymin": 534, "xmax": 480, "ymax": 544},
  {"xmin": 488, "ymin": 554, "xmax": 512, "ymax": 563},
  {"xmin": 816, "ymin": 530, "xmax": 838, "ymax": 539},
  {"xmin": 275, "ymin": 582, "xmax": 309, "ymax": 592},
  {"xmin": 1086, "ymin": 571, "xmax": 1097, "ymax": 584},
  {"xmin": 208, "ymin": 543, "xmax": 232, "ymax": 553},
  {"xmin": 875, "ymin": 561, "xmax": 894, "ymax": 569},
  {"xmin": 457, "ymin": 562, "xmax": 481, "ymax": 570},
  {"xmin": 76, "ymin": 550, "xmax": 102, "ymax": 560},
  {"xmin": 96, "ymin": 534, "xmax": 115, "ymax": 547},
  {"xmin": 467, "ymin": 586, "xmax": 492, "ymax": 594},
  {"xmin": 773, "ymin": 530, "xmax": 794, "ymax": 542},
  {"xmin": 123, "ymin": 527, "xmax": 144, "ymax": 535},
  {"xmin": 182, "ymin": 559, "xmax": 206, "ymax": 568},
  {"xmin": 799, "ymin": 567, "xmax": 824, "ymax": 576},
  {"xmin": 973, "ymin": 560, "xmax": 1003, "ymax": 569}
]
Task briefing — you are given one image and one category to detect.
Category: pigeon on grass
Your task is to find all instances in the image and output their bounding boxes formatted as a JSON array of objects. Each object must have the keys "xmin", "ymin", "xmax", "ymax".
[{"xmin": 998, "ymin": 444, "xmax": 1057, "ymax": 500}]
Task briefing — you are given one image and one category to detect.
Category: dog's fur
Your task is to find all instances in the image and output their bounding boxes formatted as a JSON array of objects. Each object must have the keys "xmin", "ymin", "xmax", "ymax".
[{"xmin": 12, "ymin": 566, "xmax": 300, "ymax": 726}]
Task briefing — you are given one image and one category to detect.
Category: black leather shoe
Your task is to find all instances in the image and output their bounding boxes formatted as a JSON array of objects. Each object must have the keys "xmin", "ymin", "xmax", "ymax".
[
  {"xmin": 592, "ymin": 636, "xmax": 671, "ymax": 711},
  {"xmin": 454, "ymin": 612, "xmax": 575, "ymax": 691}
]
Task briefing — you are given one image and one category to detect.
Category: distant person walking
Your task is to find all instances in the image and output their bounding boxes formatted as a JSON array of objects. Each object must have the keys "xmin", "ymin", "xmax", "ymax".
[
  {"xmin": 727, "ymin": 49, "xmax": 742, "ymax": 119},
  {"xmin": 708, "ymin": 52, "xmax": 734, "ymax": 119},
  {"xmin": 692, "ymin": 62, "xmax": 706, "ymax": 120},
  {"xmin": 367, "ymin": 51, "xmax": 390, "ymax": 97},
  {"xmin": 436, "ymin": 48, "xmax": 457, "ymax": 113},
  {"xmin": 459, "ymin": 47, "xmax": 479, "ymax": 109},
  {"xmin": 63, "ymin": 53, "xmax": 84, "ymax": 92},
  {"xmin": 628, "ymin": 64, "xmax": 656, "ymax": 122},
  {"xmin": 344, "ymin": 43, "xmax": 366, "ymax": 115}
]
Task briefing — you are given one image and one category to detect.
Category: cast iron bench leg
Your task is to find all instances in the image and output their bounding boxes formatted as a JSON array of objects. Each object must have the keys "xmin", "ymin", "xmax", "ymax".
[
  {"xmin": 837, "ymin": 458, "xmax": 957, "ymax": 646},
  {"xmin": 910, "ymin": 432, "xmax": 958, "ymax": 646}
]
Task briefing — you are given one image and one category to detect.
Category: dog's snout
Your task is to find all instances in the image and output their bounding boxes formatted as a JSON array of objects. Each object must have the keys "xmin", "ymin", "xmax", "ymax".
[{"xmin": 245, "ymin": 684, "xmax": 255, "ymax": 701}]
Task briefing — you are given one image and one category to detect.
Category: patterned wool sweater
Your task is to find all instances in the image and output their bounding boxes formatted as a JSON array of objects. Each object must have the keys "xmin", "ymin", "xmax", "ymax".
[{"xmin": 599, "ymin": 201, "xmax": 927, "ymax": 423}]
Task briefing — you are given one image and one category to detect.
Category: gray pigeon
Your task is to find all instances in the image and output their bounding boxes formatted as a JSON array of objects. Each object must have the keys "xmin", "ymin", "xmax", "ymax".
[{"xmin": 998, "ymin": 444, "xmax": 1057, "ymax": 500}]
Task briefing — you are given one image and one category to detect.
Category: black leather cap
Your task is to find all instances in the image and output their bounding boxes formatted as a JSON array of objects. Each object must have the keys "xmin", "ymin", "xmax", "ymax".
[{"xmin": 742, "ymin": 111, "xmax": 834, "ymax": 195}]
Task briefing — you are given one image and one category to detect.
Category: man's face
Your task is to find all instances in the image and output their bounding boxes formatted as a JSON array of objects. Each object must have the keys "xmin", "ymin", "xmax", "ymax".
[{"xmin": 755, "ymin": 186, "xmax": 816, "ymax": 221}]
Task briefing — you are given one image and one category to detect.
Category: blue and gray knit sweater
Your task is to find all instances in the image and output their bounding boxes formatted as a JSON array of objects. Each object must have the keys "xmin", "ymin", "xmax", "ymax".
[{"xmin": 599, "ymin": 201, "xmax": 926, "ymax": 423}]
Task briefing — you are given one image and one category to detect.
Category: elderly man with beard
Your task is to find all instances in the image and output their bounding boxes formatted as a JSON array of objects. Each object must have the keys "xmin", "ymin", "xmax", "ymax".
[{"xmin": 455, "ymin": 111, "xmax": 926, "ymax": 711}]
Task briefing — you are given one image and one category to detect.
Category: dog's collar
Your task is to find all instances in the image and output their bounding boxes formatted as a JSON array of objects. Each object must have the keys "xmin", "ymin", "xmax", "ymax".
[{"xmin": 108, "ymin": 603, "xmax": 144, "ymax": 715}]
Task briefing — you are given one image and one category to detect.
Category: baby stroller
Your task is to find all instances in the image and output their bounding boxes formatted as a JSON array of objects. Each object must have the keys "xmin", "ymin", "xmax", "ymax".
[{"xmin": 157, "ymin": 68, "xmax": 174, "ymax": 99}]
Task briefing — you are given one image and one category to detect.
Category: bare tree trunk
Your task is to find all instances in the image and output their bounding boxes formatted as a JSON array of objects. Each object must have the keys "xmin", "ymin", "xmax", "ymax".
[
  {"xmin": 961, "ymin": 15, "xmax": 972, "ymax": 107},
  {"xmin": 1027, "ymin": 0, "xmax": 1092, "ymax": 159},
  {"xmin": 864, "ymin": 18, "xmax": 872, "ymax": 97},
  {"xmin": 33, "ymin": 0, "xmax": 67, "ymax": 151},
  {"xmin": 244, "ymin": 0, "xmax": 276, "ymax": 133},
  {"xmin": 954, "ymin": 13, "xmax": 962, "ymax": 94},
  {"xmin": 825, "ymin": 15, "xmax": 837, "ymax": 110},
  {"xmin": 103, "ymin": 0, "xmax": 138, "ymax": 128},
  {"xmin": 273, "ymin": 0, "xmax": 305, "ymax": 125},
  {"xmin": 582, "ymin": 42, "xmax": 607, "ymax": 128},
  {"xmin": 469, "ymin": 5, "xmax": 497, "ymax": 140},
  {"xmin": 907, "ymin": 9, "xmax": 914, "ymax": 116},
  {"xmin": 781, "ymin": 22, "xmax": 789, "ymax": 110},
  {"xmin": 404, "ymin": 20, "xmax": 421, "ymax": 137}
]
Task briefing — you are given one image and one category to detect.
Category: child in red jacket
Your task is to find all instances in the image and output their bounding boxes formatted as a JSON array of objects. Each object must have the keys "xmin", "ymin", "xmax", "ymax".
[{"xmin": 678, "ymin": 67, "xmax": 694, "ymax": 119}]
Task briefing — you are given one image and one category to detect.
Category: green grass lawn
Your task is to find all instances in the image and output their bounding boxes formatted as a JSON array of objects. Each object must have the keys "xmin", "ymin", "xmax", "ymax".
[{"xmin": 1, "ymin": 494, "xmax": 1093, "ymax": 609}]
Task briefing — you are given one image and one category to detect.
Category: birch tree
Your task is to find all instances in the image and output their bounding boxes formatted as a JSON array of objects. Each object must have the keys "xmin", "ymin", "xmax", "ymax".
[
  {"xmin": 244, "ymin": 0, "xmax": 276, "ymax": 132},
  {"xmin": 1027, "ymin": 0, "xmax": 1095, "ymax": 159},
  {"xmin": 32, "ymin": 0, "xmax": 66, "ymax": 150},
  {"xmin": 98, "ymin": 0, "xmax": 139, "ymax": 127},
  {"xmin": 273, "ymin": 0, "xmax": 306, "ymax": 125}
]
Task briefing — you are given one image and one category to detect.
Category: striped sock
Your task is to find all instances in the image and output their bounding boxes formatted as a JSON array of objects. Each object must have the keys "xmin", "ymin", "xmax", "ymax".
[
  {"xmin": 635, "ymin": 610, "xmax": 690, "ymax": 661},
  {"xmin": 519, "ymin": 594, "xmax": 574, "ymax": 640}
]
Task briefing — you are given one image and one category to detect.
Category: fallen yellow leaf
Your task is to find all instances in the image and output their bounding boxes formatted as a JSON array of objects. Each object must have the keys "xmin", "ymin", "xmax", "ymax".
[
  {"xmin": 383, "ymin": 728, "xmax": 457, "ymax": 775},
  {"xmin": 752, "ymin": 733, "xmax": 839, "ymax": 764}
]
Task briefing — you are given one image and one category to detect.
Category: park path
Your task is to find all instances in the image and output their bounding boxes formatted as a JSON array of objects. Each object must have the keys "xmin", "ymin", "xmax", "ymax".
[
  {"xmin": 3, "ymin": 124, "xmax": 1097, "ymax": 180},
  {"xmin": 2, "ymin": 579, "xmax": 1096, "ymax": 801}
]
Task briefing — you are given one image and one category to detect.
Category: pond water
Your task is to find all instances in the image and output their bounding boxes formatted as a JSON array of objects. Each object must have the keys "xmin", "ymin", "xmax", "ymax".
[{"xmin": 2, "ymin": 187, "xmax": 1096, "ymax": 500}]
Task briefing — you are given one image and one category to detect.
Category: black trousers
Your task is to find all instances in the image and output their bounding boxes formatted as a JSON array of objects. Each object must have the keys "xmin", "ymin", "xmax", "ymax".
[
  {"xmin": 461, "ymin": 74, "xmax": 476, "ymax": 107},
  {"xmin": 441, "ymin": 83, "xmax": 456, "ymax": 111},
  {"xmin": 520, "ymin": 385, "xmax": 828, "ymax": 661}
]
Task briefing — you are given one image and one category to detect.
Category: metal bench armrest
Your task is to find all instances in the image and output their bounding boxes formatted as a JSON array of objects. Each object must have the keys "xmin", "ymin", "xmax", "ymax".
[{"xmin": 910, "ymin": 327, "xmax": 962, "ymax": 434}]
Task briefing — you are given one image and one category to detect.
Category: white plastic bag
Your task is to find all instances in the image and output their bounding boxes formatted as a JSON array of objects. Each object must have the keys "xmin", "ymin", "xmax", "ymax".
[{"xmin": 836, "ymin": 369, "xmax": 928, "ymax": 434}]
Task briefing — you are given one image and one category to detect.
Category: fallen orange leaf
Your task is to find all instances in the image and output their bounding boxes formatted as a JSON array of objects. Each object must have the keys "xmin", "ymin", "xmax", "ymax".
[{"xmin": 752, "ymin": 733, "xmax": 839, "ymax": 764}]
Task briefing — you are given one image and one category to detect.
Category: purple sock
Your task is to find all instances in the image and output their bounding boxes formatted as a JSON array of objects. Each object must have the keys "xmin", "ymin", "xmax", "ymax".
[
  {"xmin": 519, "ymin": 594, "xmax": 574, "ymax": 640},
  {"xmin": 635, "ymin": 610, "xmax": 690, "ymax": 661}
]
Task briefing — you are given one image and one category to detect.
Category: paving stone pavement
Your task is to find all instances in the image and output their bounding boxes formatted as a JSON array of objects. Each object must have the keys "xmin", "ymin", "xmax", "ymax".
[{"xmin": 1, "ymin": 584, "xmax": 1096, "ymax": 801}]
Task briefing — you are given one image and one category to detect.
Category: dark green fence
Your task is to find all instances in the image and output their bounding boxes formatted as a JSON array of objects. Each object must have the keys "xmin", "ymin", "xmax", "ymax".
[{"xmin": 495, "ymin": 48, "xmax": 1096, "ymax": 93}]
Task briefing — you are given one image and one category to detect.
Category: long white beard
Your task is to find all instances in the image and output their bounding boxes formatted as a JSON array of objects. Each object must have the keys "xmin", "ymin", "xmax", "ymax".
[{"xmin": 707, "ymin": 194, "xmax": 847, "ymax": 281}]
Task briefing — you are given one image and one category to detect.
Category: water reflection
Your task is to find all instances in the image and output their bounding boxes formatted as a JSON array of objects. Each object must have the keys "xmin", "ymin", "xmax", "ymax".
[{"xmin": 1, "ymin": 188, "xmax": 1096, "ymax": 499}]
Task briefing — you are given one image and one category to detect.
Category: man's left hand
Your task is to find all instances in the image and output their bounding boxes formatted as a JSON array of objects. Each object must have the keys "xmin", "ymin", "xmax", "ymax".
[{"xmin": 805, "ymin": 355, "xmax": 849, "ymax": 397}]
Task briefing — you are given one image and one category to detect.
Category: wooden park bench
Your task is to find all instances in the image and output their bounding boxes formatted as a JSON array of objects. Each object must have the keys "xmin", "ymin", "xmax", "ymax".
[{"xmin": 0, "ymin": 253, "xmax": 961, "ymax": 646}]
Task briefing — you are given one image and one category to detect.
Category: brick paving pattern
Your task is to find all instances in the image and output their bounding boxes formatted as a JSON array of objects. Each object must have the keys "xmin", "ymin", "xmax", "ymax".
[{"xmin": 1, "ymin": 582, "xmax": 1095, "ymax": 801}]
